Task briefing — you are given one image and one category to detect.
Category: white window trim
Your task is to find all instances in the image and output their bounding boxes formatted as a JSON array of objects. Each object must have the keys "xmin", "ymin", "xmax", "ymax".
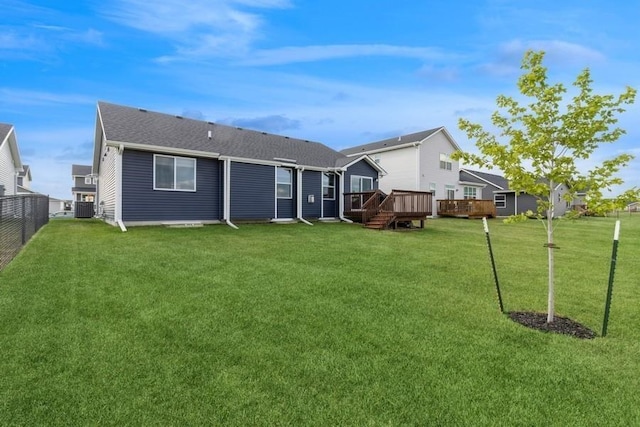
[
  {"xmin": 350, "ymin": 175, "xmax": 374, "ymax": 193},
  {"xmin": 439, "ymin": 153, "xmax": 453, "ymax": 171},
  {"xmin": 276, "ymin": 167, "xmax": 293, "ymax": 199},
  {"xmin": 323, "ymin": 172, "xmax": 335, "ymax": 200},
  {"xmin": 463, "ymin": 186, "xmax": 477, "ymax": 199},
  {"xmin": 153, "ymin": 154, "xmax": 197, "ymax": 192},
  {"xmin": 494, "ymin": 194, "xmax": 506, "ymax": 208}
]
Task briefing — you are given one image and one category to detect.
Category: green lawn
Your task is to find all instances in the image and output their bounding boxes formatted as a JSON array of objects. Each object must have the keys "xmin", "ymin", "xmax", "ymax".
[{"xmin": 1, "ymin": 216, "xmax": 639, "ymax": 425}]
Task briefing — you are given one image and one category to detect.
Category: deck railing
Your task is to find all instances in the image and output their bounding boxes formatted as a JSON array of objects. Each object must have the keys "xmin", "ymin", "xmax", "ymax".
[
  {"xmin": 344, "ymin": 190, "xmax": 433, "ymax": 224},
  {"xmin": 437, "ymin": 199, "xmax": 497, "ymax": 218}
]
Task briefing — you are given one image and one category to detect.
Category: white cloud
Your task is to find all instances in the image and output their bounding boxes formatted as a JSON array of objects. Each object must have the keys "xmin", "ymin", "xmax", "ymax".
[
  {"xmin": 0, "ymin": 88, "xmax": 94, "ymax": 106},
  {"xmin": 106, "ymin": 0, "xmax": 291, "ymax": 60},
  {"xmin": 240, "ymin": 44, "xmax": 454, "ymax": 66}
]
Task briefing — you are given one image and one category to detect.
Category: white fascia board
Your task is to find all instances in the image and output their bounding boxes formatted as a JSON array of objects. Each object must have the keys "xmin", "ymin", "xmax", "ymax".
[
  {"xmin": 4, "ymin": 128, "xmax": 23, "ymax": 171},
  {"xmin": 459, "ymin": 180, "xmax": 486, "ymax": 188},
  {"xmin": 219, "ymin": 155, "xmax": 329, "ymax": 170},
  {"xmin": 344, "ymin": 141, "xmax": 424, "ymax": 157},
  {"xmin": 105, "ymin": 140, "xmax": 220, "ymax": 159}
]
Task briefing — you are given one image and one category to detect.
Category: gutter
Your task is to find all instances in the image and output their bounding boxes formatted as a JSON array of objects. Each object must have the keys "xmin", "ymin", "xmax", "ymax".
[
  {"xmin": 221, "ymin": 157, "xmax": 238, "ymax": 229},
  {"xmin": 296, "ymin": 167, "xmax": 313, "ymax": 226},
  {"xmin": 337, "ymin": 170, "xmax": 353, "ymax": 223}
]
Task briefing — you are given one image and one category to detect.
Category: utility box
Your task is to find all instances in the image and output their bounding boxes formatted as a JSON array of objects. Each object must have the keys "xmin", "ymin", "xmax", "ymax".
[{"xmin": 307, "ymin": 194, "xmax": 315, "ymax": 203}]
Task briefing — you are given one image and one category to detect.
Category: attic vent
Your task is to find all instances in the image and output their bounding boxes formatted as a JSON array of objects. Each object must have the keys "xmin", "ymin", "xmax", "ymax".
[
  {"xmin": 138, "ymin": 108, "xmax": 147, "ymax": 112},
  {"xmin": 207, "ymin": 121, "xmax": 215, "ymax": 125},
  {"xmin": 261, "ymin": 132, "xmax": 267, "ymax": 135},
  {"xmin": 236, "ymin": 127, "xmax": 243, "ymax": 130},
  {"xmin": 175, "ymin": 115, "xmax": 183, "ymax": 119},
  {"xmin": 284, "ymin": 136, "xmax": 289, "ymax": 139}
]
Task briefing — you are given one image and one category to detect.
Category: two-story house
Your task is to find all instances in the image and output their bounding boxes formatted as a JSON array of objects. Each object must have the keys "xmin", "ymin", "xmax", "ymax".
[{"xmin": 340, "ymin": 127, "xmax": 461, "ymax": 214}]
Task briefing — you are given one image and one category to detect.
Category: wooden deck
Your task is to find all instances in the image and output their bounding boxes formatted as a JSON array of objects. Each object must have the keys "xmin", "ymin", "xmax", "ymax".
[
  {"xmin": 344, "ymin": 190, "xmax": 433, "ymax": 229},
  {"xmin": 437, "ymin": 199, "xmax": 496, "ymax": 218}
]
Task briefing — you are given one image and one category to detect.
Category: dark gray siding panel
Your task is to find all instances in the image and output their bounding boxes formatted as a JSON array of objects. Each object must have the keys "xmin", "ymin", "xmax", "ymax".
[
  {"xmin": 122, "ymin": 150, "xmax": 221, "ymax": 222},
  {"xmin": 302, "ymin": 170, "xmax": 322, "ymax": 218},
  {"xmin": 230, "ymin": 162, "xmax": 275, "ymax": 219},
  {"xmin": 495, "ymin": 192, "xmax": 515, "ymax": 216},
  {"xmin": 517, "ymin": 194, "xmax": 539, "ymax": 214},
  {"xmin": 344, "ymin": 160, "xmax": 378, "ymax": 191}
]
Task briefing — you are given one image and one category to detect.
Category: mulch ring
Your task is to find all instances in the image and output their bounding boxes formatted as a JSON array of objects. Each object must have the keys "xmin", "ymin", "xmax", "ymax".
[{"xmin": 508, "ymin": 311, "xmax": 597, "ymax": 340}]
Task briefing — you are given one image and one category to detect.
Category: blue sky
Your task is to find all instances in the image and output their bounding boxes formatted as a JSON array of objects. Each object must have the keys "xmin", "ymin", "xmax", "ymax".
[{"xmin": 2, "ymin": 0, "xmax": 639, "ymax": 199}]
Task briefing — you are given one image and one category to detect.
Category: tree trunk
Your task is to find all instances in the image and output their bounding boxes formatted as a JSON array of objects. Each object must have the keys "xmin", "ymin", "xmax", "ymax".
[{"xmin": 546, "ymin": 184, "xmax": 555, "ymax": 323}]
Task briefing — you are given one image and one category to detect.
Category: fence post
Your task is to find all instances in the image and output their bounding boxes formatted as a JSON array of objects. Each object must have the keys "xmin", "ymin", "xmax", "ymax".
[
  {"xmin": 483, "ymin": 217, "xmax": 504, "ymax": 313},
  {"xmin": 21, "ymin": 196, "xmax": 27, "ymax": 245},
  {"xmin": 602, "ymin": 220, "xmax": 621, "ymax": 337}
]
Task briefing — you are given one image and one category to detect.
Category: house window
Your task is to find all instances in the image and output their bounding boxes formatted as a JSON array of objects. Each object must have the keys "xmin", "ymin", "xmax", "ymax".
[
  {"xmin": 445, "ymin": 185, "xmax": 455, "ymax": 200},
  {"xmin": 17, "ymin": 177, "xmax": 23, "ymax": 186},
  {"xmin": 494, "ymin": 194, "xmax": 506, "ymax": 208},
  {"xmin": 154, "ymin": 154, "xmax": 196, "ymax": 191},
  {"xmin": 463, "ymin": 187, "xmax": 477, "ymax": 199},
  {"xmin": 350, "ymin": 175, "xmax": 373, "ymax": 192},
  {"xmin": 323, "ymin": 173, "xmax": 335, "ymax": 200},
  {"xmin": 439, "ymin": 153, "xmax": 452, "ymax": 171},
  {"xmin": 277, "ymin": 167, "xmax": 292, "ymax": 199},
  {"xmin": 429, "ymin": 182, "xmax": 436, "ymax": 197},
  {"xmin": 84, "ymin": 176, "xmax": 92, "ymax": 185}
]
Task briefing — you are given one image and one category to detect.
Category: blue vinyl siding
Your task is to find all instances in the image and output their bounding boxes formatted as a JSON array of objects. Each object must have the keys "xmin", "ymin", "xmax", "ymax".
[
  {"xmin": 121, "ymin": 150, "xmax": 221, "ymax": 222},
  {"xmin": 322, "ymin": 173, "xmax": 339, "ymax": 217},
  {"xmin": 302, "ymin": 170, "xmax": 321, "ymax": 218},
  {"xmin": 344, "ymin": 160, "xmax": 378, "ymax": 191},
  {"xmin": 277, "ymin": 167, "xmax": 296, "ymax": 219},
  {"xmin": 230, "ymin": 162, "xmax": 275, "ymax": 219}
]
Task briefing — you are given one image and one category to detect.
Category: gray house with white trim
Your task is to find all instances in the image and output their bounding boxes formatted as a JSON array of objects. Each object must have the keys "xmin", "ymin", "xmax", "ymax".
[
  {"xmin": 460, "ymin": 168, "xmax": 570, "ymax": 217},
  {"xmin": 92, "ymin": 102, "xmax": 384, "ymax": 228}
]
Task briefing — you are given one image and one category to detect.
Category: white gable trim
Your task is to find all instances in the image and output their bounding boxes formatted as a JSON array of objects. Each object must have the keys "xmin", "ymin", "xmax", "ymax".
[
  {"xmin": 1, "ymin": 126, "xmax": 23, "ymax": 171},
  {"xmin": 339, "ymin": 154, "xmax": 387, "ymax": 175}
]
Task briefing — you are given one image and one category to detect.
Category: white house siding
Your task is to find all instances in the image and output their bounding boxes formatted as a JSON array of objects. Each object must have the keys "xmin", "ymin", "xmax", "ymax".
[
  {"xmin": 0, "ymin": 139, "xmax": 17, "ymax": 196},
  {"xmin": 98, "ymin": 144, "xmax": 118, "ymax": 224},
  {"xmin": 375, "ymin": 146, "xmax": 419, "ymax": 193},
  {"xmin": 418, "ymin": 132, "xmax": 460, "ymax": 213}
]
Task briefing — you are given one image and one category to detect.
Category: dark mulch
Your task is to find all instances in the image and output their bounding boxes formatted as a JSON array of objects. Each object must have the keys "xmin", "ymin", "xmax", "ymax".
[{"xmin": 508, "ymin": 311, "xmax": 597, "ymax": 339}]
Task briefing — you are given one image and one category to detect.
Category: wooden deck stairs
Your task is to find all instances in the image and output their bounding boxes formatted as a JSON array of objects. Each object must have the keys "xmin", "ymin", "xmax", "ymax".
[{"xmin": 364, "ymin": 211, "xmax": 395, "ymax": 229}]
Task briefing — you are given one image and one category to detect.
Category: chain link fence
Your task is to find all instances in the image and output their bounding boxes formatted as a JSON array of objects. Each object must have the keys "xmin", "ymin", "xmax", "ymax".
[{"xmin": 0, "ymin": 195, "xmax": 49, "ymax": 270}]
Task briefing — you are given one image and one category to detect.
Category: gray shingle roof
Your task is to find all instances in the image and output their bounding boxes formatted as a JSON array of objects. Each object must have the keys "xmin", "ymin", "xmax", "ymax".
[
  {"xmin": 460, "ymin": 169, "xmax": 509, "ymax": 190},
  {"xmin": 340, "ymin": 128, "xmax": 442, "ymax": 156},
  {"xmin": 0, "ymin": 123, "xmax": 13, "ymax": 143},
  {"xmin": 72, "ymin": 164, "xmax": 92, "ymax": 176},
  {"xmin": 98, "ymin": 102, "xmax": 348, "ymax": 169},
  {"xmin": 18, "ymin": 164, "xmax": 29, "ymax": 177}
]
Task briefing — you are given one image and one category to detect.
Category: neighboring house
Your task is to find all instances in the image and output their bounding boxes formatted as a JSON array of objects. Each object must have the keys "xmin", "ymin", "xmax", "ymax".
[
  {"xmin": 92, "ymin": 101, "xmax": 385, "ymax": 227},
  {"xmin": 71, "ymin": 164, "xmax": 97, "ymax": 203},
  {"xmin": 461, "ymin": 168, "xmax": 570, "ymax": 217},
  {"xmin": 49, "ymin": 197, "xmax": 72, "ymax": 214},
  {"xmin": 627, "ymin": 201, "xmax": 640, "ymax": 212},
  {"xmin": 340, "ymin": 127, "xmax": 461, "ymax": 213},
  {"xmin": 0, "ymin": 123, "xmax": 23, "ymax": 196},
  {"xmin": 16, "ymin": 164, "xmax": 33, "ymax": 194}
]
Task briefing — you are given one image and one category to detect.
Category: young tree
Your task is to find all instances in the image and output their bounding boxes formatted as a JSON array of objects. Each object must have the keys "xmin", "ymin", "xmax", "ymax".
[{"xmin": 454, "ymin": 50, "xmax": 637, "ymax": 323}]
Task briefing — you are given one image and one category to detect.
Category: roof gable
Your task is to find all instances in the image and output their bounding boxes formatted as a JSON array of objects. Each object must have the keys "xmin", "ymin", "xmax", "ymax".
[
  {"xmin": 0, "ymin": 122, "xmax": 23, "ymax": 170},
  {"xmin": 96, "ymin": 102, "xmax": 346, "ymax": 169},
  {"xmin": 340, "ymin": 127, "xmax": 460, "ymax": 156},
  {"xmin": 460, "ymin": 169, "xmax": 508, "ymax": 190}
]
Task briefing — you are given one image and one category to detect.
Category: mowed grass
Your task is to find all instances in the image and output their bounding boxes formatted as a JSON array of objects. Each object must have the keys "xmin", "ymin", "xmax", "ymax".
[{"xmin": 1, "ymin": 216, "xmax": 639, "ymax": 425}]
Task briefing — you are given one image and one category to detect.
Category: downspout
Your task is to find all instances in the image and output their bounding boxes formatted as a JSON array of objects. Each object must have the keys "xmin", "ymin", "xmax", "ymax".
[
  {"xmin": 296, "ymin": 167, "xmax": 312, "ymax": 225},
  {"xmin": 514, "ymin": 191, "xmax": 518, "ymax": 215},
  {"xmin": 337, "ymin": 170, "xmax": 353, "ymax": 223},
  {"xmin": 223, "ymin": 157, "xmax": 238, "ymax": 229},
  {"xmin": 115, "ymin": 144, "xmax": 127, "ymax": 232}
]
